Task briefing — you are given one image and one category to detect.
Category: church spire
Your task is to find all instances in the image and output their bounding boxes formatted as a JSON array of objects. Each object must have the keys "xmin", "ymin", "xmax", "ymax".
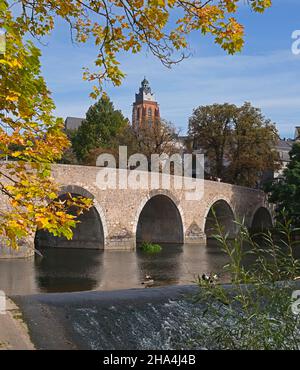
[
  {"xmin": 135, "ymin": 76, "xmax": 154, "ymax": 103},
  {"xmin": 140, "ymin": 77, "xmax": 152, "ymax": 95}
]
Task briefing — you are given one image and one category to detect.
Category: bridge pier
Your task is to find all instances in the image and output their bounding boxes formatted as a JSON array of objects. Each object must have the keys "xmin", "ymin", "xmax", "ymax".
[
  {"xmin": 106, "ymin": 236, "xmax": 136, "ymax": 251},
  {"xmin": 184, "ymin": 221, "xmax": 207, "ymax": 245},
  {"xmin": 0, "ymin": 236, "xmax": 34, "ymax": 259}
]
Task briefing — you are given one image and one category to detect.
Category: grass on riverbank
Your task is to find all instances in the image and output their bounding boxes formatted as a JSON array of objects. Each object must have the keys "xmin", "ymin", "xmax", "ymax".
[{"xmin": 194, "ymin": 210, "xmax": 300, "ymax": 350}]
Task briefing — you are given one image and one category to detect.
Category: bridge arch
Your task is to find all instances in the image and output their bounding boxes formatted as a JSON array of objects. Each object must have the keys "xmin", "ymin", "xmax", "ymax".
[
  {"xmin": 250, "ymin": 206, "xmax": 273, "ymax": 233},
  {"xmin": 204, "ymin": 198, "xmax": 236, "ymax": 239},
  {"xmin": 134, "ymin": 190, "xmax": 185, "ymax": 244},
  {"xmin": 35, "ymin": 185, "xmax": 107, "ymax": 249}
]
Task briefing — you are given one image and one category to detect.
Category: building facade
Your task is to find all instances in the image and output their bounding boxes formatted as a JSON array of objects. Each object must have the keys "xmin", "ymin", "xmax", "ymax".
[{"xmin": 132, "ymin": 78, "xmax": 160, "ymax": 129}]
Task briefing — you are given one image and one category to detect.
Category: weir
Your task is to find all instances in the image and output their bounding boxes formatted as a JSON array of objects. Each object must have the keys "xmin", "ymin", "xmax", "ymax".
[{"xmin": 12, "ymin": 285, "xmax": 207, "ymax": 350}]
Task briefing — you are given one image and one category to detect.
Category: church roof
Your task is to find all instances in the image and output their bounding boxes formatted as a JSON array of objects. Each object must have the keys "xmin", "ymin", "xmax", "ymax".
[
  {"xmin": 277, "ymin": 139, "xmax": 293, "ymax": 151},
  {"xmin": 65, "ymin": 117, "xmax": 84, "ymax": 131}
]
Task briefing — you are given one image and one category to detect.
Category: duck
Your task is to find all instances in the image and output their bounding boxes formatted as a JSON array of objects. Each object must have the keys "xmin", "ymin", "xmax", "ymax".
[
  {"xmin": 201, "ymin": 273, "xmax": 210, "ymax": 282},
  {"xmin": 201, "ymin": 273, "xmax": 219, "ymax": 284},
  {"xmin": 212, "ymin": 273, "xmax": 219, "ymax": 282},
  {"xmin": 141, "ymin": 274, "xmax": 154, "ymax": 286},
  {"xmin": 141, "ymin": 279, "xmax": 154, "ymax": 285}
]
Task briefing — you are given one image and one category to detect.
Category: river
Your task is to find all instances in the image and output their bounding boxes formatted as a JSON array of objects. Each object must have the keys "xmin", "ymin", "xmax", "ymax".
[{"xmin": 0, "ymin": 241, "xmax": 230, "ymax": 295}]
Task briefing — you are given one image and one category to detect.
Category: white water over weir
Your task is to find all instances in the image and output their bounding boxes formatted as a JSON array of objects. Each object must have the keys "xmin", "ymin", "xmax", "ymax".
[{"xmin": 13, "ymin": 285, "xmax": 211, "ymax": 350}]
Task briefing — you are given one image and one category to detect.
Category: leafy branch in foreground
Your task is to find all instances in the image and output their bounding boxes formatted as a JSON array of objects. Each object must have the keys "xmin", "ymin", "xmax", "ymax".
[
  {"xmin": 0, "ymin": 10, "xmax": 92, "ymax": 249},
  {"xmin": 193, "ymin": 211, "xmax": 300, "ymax": 350},
  {"xmin": 4, "ymin": 0, "xmax": 272, "ymax": 97}
]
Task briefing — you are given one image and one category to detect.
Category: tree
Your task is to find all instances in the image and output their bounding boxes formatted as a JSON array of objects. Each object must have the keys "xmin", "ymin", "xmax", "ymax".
[
  {"xmin": 188, "ymin": 103, "xmax": 237, "ymax": 179},
  {"xmin": 188, "ymin": 102, "xmax": 279, "ymax": 187},
  {"xmin": 265, "ymin": 143, "xmax": 300, "ymax": 226},
  {"xmin": 59, "ymin": 147, "xmax": 79, "ymax": 165},
  {"xmin": 4, "ymin": 1, "xmax": 272, "ymax": 97},
  {"xmin": 71, "ymin": 96, "xmax": 129, "ymax": 161},
  {"xmin": 84, "ymin": 124, "xmax": 139, "ymax": 166},
  {"xmin": 134, "ymin": 120, "xmax": 181, "ymax": 162},
  {"xmin": 226, "ymin": 103, "xmax": 279, "ymax": 187},
  {"xmin": 0, "ymin": 9, "xmax": 91, "ymax": 249},
  {"xmin": 84, "ymin": 120, "xmax": 181, "ymax": 170}
]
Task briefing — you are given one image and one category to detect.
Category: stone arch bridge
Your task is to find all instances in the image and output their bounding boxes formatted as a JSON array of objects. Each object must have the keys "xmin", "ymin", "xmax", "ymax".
[
  {"xmin": 1, "ymin": 164, "xmax": 273, "ymax": 257},
  {"xmin": 37, "ymin": 164, "xmax": 272, "ymax": 250}
]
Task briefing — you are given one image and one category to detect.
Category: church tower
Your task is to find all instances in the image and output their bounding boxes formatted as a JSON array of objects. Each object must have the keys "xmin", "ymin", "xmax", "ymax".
[{"xmin": 132, "ymin": 77, "xmax": 160, "ymax": 130}]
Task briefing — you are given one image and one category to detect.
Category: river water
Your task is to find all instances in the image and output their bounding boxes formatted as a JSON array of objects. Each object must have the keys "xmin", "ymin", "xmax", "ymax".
[{"xmin": 0, "ymin": 242, "xmax": 231, "ymax": 296}]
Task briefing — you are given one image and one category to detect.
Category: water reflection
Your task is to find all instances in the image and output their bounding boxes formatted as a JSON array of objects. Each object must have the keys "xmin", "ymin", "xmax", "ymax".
[
  {"xmin": 97, "ymin": 251, "xmax": 140, "ymax": 290},
  {"xmin": 35, "ymin": 249, "xmax": 104, "ymax": 293},
  {"xmin": 0, "ymin": 240, "xmax": 231, "ymax": 296},
  {"xmin": 0, "ymin": 258, "xmax": 38, "ymax": 295}
]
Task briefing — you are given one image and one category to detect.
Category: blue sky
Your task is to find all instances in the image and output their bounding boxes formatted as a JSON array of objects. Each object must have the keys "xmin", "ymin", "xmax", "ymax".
[{"xmin": 37, "ymin": 0, "xmax": 300, "ymax": 138}]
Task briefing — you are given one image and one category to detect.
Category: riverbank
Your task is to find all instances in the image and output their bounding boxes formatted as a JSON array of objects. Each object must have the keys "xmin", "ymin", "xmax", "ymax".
[{"xmin": 0, "ymin": 298, "xmax": 34, "ymax": 350}]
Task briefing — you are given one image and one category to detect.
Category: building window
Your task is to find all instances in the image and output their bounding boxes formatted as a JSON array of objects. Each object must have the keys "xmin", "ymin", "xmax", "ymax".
[{"xmin": 148, "ymin": 108, "xmax": 153, "ymax": 127}]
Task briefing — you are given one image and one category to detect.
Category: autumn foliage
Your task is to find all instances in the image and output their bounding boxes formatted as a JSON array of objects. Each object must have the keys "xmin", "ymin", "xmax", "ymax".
[
  {"xmin": 0, "ymin": 4, "xmax": 91, "ymax": 249},
  {"xmin": 3, "ymin": 1, "xmax": 272, "ymax": 97}
]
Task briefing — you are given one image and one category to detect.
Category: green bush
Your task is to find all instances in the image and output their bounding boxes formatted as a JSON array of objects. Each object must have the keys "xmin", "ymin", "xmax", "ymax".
[
  {"xmin": 140, "ymin": 242, "xmax": 162, "ymax": 254},
  {"xmin": 193, "ymin": 210, "xmax": 300, "ymax": 350}
]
